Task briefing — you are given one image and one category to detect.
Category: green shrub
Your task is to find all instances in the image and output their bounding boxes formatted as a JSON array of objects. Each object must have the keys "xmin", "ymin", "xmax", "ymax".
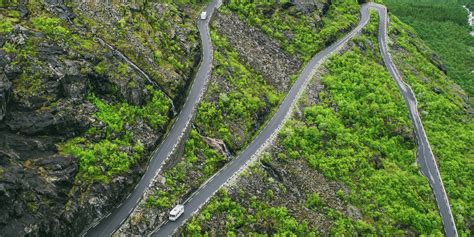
[
  {"xmin": 305, "ymin": 192, "xmax": 323, "ymax": 210},
  {"xmin": 31, "ymin": 16, "xmax": 70, "ymax": 38},
  {"xmin": 0, "ymin": 20, "xmax": 13, "ymax": 33}
]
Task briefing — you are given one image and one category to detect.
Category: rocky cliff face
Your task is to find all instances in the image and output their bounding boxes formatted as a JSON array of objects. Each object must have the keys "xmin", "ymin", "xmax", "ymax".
[
  {"xmin": 0, "ymin": 0, "xmax": 203, "ymax": 235},
  {"xmin": 70, "ymin": 0, "xmax": 203, "ymax": 104}
]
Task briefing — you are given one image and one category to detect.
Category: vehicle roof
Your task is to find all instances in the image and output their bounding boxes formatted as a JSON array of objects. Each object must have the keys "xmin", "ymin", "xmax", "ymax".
[{"xmin": 170, "ymin": 205, "xmax": 184, "ymax": 215}]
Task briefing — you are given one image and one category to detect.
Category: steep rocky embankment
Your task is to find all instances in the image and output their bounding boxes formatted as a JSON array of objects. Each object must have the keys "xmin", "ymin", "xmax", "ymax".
[{"xmin": 0, "ymin": 0, "xmax": 204, "ymax": 235}]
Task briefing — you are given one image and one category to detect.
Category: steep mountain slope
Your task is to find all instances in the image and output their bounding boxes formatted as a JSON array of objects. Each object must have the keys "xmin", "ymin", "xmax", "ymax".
[
  {"xmin": 1, "ymin": 0, "xmax": 471, "ymax": 236},
  {"xmin": 0, "ymin": 0, "xmax": 207, "ymax": 235},
  {"xmin": 181, "ymin": 12, "xmax": 445, "ymax": 236}
]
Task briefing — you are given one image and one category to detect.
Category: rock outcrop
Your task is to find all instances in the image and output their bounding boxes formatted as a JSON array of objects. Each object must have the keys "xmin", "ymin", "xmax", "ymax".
[{"xmin": 0, "ymin": 73, "xmax": 11, "ymax": 121}]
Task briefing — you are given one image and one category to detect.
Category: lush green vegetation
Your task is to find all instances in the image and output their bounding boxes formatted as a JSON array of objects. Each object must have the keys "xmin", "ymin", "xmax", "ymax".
[
  {"xmin": 186, "ymin": 14, "xmax": 443, "ymax": 235},
  {"xmin": 59, "ymin": 88, "xmax": 170, "ymax": 182},
  {"xmin": 0, "ymin": 15, "xmax": 13, "ymax": 34},
  {"xmin": 276, "ymin": 22, "xmax": 441, "ymax": 235},
  {"xmin": 195, "ymin": 30, "xmax": 283, "ymax": 151},
  {"xmin": 186, "ymin": 189, "xmax": 313, "ymax": 236},
  {"xmin": 225, "ymin": 0, "xmax": 359, "ymax": 61},
  {"xmin": 384, "ymin": 0, "xmax": 474, "ymax": 100},
  {"xmin": 388, "ymin": 15, "xmax": 474, "ymax": 235}
]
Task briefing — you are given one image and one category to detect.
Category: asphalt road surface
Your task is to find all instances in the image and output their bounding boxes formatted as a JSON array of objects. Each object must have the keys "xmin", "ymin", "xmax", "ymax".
[
  {"xmin": 372, "ymin": 4, "xmax": 458, "ymax": 236},
  {"xmin": 81, "ymin": 0, "xmax": 220, "ymax": 236},
  {"xmin": 151, "ymin": 3, "xmax": 457, "ymax": 237}
]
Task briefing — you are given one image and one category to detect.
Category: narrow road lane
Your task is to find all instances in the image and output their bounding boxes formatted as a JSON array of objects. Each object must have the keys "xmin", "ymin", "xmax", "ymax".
[
  {"xmin": 151, "ymin": 3, "xmax": 457, "ymax": 237},
  {"xmin": 81, "ymin": 1, "xmax": 220, "ymax": 236}
]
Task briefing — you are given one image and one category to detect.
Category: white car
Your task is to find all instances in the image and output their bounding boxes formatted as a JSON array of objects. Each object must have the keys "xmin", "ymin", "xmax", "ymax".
[
  {"xmin": 200, "ymin": 11, "xmax": 207, "ymax": 20},
  {"xmin": 169, "ymin": 204, "xmax": 184, "ymax": 221}
]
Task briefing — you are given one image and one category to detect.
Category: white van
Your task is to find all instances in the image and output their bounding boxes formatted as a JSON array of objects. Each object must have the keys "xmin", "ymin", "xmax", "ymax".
[
  {"xmin": 200, "ymin": 11, "xmax": 207, "ymax": 20},
  {"xmin": 169, "ymin": 204, "xmax": 184, "ymax": 221}
]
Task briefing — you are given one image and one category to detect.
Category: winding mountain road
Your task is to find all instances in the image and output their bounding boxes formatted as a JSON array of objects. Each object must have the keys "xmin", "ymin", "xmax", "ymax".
[
  {"xmin": 372, "ymin": 4, "xmax": 458, "ymax": 236},
  {"xmin": 150, "ymin": 3, "xmax": 457, "ymax": 237},
  {"xmin": 82, "ymin": 2, "xmax": 456, "ymax": 236},
  {"xmin": 81, "ymin": 0, "xmax": 220, "ymax": 236}
]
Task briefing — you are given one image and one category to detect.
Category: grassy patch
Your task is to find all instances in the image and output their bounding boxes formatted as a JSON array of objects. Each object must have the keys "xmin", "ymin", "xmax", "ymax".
[{"xmin": 31, "ymin": 16, "xmax": 71, "ymax": 39}]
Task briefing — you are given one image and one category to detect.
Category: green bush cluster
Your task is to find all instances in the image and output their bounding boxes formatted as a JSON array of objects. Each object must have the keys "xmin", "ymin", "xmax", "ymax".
[
  {"xmin": 60, "ymin": 88, "xmax": 170, "ymax": 182},
  {"xmin": 0, "ymin": 8, "xmax": 20, "ymax": 34},
  {"xmin": 388, "ymin": 15, "xmax": 474, "ymax": 235},
  {"xmin": 60, "ymin": 136, "xmax": 143, "ymax": 182},
  {"xmin": 305, "ymin": 192, "xmax": 324, "ymax": 210},
  {"xmin": 0, "ymin": 20, "xmax": 13, "ymax": 33},
  {"xmin": 226, "ymin": 0, "xmax": 359, "ymax": 61},
  {"xmin": 92, "ymin": 86, "xmax": 170, "ymax": 131},
  {"xmin": 31, "ymin": 16, "xmax": 70, "ymax": 39}
]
